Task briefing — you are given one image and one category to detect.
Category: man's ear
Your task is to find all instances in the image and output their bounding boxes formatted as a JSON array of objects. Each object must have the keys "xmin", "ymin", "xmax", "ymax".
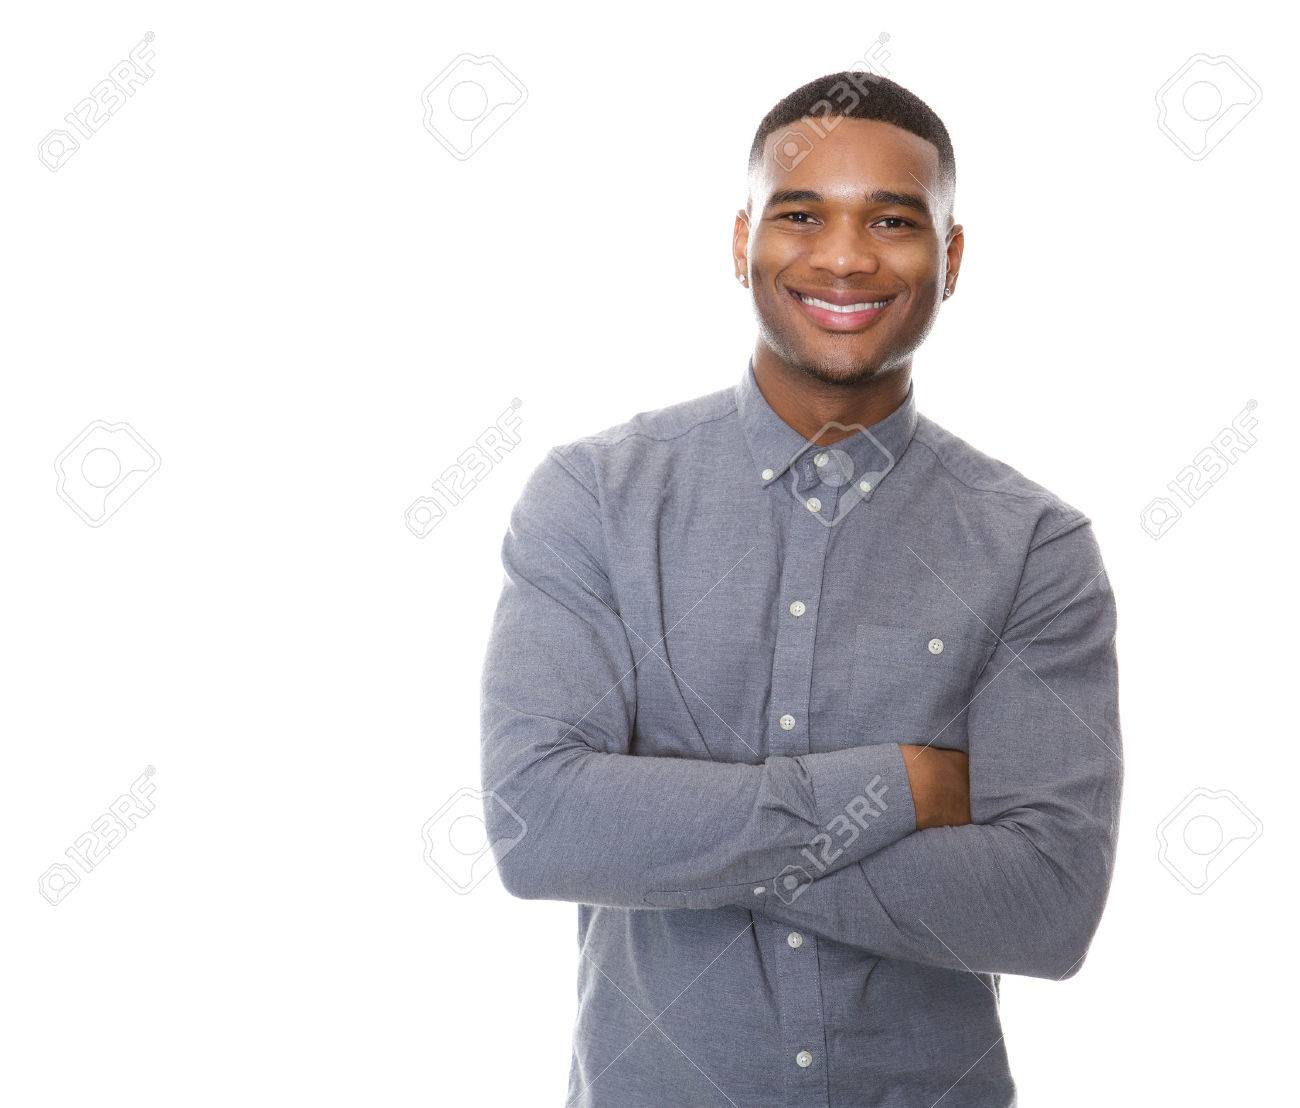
[{"xmin": 732, "ymin": 209, "xmax": 751, "ymax": 276}]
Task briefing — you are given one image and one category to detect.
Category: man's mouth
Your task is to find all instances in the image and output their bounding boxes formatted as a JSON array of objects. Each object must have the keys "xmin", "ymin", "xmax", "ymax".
[{"xmin": 787, "ymin": 287, "xmax": 895, "ymax": 332}]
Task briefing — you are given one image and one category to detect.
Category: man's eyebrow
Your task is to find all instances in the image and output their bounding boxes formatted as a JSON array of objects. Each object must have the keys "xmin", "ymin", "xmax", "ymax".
[{"xmin": 765, "ymin": 188, "xmax": 932, "ymax": 217}]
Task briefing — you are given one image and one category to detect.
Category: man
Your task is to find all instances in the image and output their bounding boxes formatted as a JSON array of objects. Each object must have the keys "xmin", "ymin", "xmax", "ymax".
[{"xmin": 480, "ymin": 70, "xmax": 1121, "ymax": 1107}]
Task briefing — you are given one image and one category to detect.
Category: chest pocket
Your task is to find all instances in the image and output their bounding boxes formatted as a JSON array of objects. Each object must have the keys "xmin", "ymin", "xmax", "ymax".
[{"xmin": 850, "ymin": 622, "xmax": 997, "ymax": 751}]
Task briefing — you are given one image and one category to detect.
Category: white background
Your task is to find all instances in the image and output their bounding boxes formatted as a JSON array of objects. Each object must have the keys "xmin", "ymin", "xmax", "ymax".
[{"xmin": 3, "ymin": 2, "xmax": 1296, "ymax": 1104}]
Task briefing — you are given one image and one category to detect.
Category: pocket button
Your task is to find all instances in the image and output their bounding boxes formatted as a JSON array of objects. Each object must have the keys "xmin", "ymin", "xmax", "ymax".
[{"xmin": 927, "ymin": 638, "xmax": 944, "ymax": 655}]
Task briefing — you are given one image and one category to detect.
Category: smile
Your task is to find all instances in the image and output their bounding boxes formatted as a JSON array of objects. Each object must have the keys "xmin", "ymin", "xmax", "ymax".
[
  {"xmin": 798, "ymin": 293, "xmax": 891, "ymax": 312},
  {"xmin": 787, "ymin": 287, "xmax": 895, "ymax": 331}
]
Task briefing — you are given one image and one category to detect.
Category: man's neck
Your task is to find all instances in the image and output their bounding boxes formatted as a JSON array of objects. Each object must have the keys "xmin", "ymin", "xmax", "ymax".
[{"xmin": 751, "ymin": 348, "xmax": 912, "ymax": 445}]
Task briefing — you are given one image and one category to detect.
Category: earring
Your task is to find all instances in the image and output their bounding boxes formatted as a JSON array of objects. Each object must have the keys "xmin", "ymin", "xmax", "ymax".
[
  {"xmin": 943, "ymin": 287, "xmax": 952, "ymax": 298},
  {"xmin": 737, "ymin": 273, "xmax": 747, "ymax": 285}
]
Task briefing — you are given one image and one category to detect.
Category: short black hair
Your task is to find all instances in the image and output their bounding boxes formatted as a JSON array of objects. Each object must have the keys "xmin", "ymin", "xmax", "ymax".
[{"xmin": 748, "ymin": 70, "xmax": 956, "ymax": 212}]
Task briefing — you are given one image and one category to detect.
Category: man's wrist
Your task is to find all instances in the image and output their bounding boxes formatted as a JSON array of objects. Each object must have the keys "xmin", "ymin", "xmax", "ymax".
[{"xmin": 898, "ymin": 744, "xmax": 971, "ymax": 829}]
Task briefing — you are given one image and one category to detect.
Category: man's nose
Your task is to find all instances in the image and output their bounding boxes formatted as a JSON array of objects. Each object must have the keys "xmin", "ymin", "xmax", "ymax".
[{"xmin": 806, "ymin": 216, "xmax": 882, "ymax": 277}]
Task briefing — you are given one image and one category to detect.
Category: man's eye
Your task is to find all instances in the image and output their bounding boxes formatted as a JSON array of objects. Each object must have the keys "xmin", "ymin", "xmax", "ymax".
[
  {"xmin": 876, "ymin": 217, "xmax": 914, "ymax": 230},
  {"xmin": 778, "ymin": 211, "xmax": 815, "ymax": 224}
]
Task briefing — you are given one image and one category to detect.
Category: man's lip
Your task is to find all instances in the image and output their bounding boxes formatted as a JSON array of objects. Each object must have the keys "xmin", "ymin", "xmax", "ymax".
[
  {"xmin": 786, "ymin": 286, "xmax": 897, "ymax": 306},
  {"xmin": 786, "ymin": 286, "xmax": 896, "ymax": 332}
]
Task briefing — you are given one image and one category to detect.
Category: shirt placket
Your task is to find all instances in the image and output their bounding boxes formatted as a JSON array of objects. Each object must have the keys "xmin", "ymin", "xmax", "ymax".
[{"xmin": 766, "ymin": 456, "xmax": 834, "ymax": 1108}]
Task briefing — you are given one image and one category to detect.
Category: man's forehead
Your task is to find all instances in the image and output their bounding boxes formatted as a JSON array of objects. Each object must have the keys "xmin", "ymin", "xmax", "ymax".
[
  {"xmin": 750, "ymin": 117, "xmax": 946, "ymax": 216},
  {"xmin": 760, "ymin": 115, "xmax": 937, "ymax": 170}
]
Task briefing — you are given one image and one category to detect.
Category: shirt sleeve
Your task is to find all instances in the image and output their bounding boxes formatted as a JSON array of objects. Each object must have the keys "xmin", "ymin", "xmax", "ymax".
[
  {"xmin": 734, "ymin": 514, "xmax": 1122, "ymax": 980},
  {"xmin": 479, "ymin": 449, "xmax": 917, "ymax": 910}
]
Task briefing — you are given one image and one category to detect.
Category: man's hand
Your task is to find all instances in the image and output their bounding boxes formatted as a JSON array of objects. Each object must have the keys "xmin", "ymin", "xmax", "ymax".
[{"xmin": 898, "ymin": 745, "xmax": 970, "ymax": 829}]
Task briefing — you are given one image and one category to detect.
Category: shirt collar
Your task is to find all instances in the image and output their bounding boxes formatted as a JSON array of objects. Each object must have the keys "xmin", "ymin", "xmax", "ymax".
[{"xmin": 734, "ymin": 357, "xmax": 919, "ymax": 494}]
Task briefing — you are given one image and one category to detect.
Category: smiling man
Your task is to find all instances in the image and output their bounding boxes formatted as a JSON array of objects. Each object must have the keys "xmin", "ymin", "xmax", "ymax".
[{"xmin": 480, "ymin": 71, "xmax": 1122, "ymax": 1107}]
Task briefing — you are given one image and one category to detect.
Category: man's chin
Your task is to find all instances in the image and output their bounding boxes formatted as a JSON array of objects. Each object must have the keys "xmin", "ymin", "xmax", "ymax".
[{"xmin": 794, "ymin": 356, "xmax": 884, "ymax": 389}]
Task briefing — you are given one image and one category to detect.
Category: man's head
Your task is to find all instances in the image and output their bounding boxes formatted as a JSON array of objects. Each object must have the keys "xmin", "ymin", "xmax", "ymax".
[{"xmin": 735, "ymin": 71, "xmax": 963, "ymax": 389}]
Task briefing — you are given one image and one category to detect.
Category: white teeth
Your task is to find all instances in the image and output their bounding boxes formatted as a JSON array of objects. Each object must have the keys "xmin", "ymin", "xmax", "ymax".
[{"xmin": 798, "ymin": 293, "xmax": 889, "ymax": 313}]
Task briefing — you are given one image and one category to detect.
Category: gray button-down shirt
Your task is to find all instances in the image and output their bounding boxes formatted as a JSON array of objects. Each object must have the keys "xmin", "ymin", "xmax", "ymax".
[{"xmin": 480, "ymin": 360, "xmax": 1122, "ymax": 1107}]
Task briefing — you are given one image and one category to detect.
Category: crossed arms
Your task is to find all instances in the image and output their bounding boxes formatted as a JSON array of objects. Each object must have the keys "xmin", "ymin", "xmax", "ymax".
[{"xmin": 480, "ymin": 452, "xmax": 1122, "ymax": 980}]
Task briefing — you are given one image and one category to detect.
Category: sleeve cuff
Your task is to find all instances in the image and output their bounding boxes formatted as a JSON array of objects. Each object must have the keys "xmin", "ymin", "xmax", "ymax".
[{"xmin": 803, "ymin": 742, "xmax": 917, "ymax": 857}]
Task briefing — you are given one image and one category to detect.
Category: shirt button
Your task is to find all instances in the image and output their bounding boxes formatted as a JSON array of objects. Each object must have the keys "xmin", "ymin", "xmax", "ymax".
[
  {"xmin": 806, "ymin": 497, "xmax": 822, "ymax": 512},
  {"xmin": 779, "ymin": 714, "xmax": 796, "ymax": 731},
  {"xmin": 753, "ymin": 885, "xmax": 766, "ymax": 896},
  {"xmin": 761, "ymin": 468, "xmax": 775, "ymax": 481},
  {"xmin": 788, "ymin": 600, "xmax": 806, "ymax": 618},
  {"xmin": 795, "ymin": 1049, "xmax": 813, "ymax": 1068},
  {"xmin": 858, "ymin": 479, "xmax": 872, "ymax": 493},
  {"xmin": 814, "ymin": 452, "xmax": 828, "ymax": 467},
  {"xmin": 787, "ymin": 931, "xmax": 804, "ymax": 948},
  {"xmin": 928, "ymin": 638, "xmax": 944, "ymax": 654}
]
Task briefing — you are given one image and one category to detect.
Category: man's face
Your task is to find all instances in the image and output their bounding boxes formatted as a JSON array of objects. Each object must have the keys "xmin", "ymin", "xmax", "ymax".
[{"xmin": 736, "ymin": 116, "xmax": 962, "ymax": 387}]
